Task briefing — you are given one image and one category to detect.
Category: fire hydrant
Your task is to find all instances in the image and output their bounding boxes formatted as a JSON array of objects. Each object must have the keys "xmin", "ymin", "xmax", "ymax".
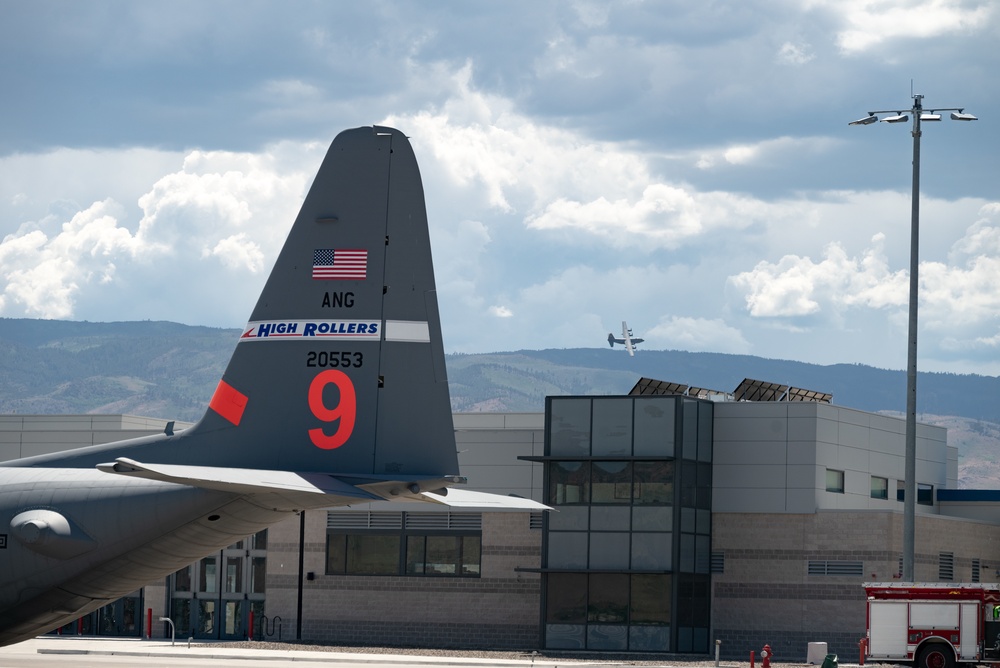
[{"xmin": 761, "ymin": 644, "xmax": 773, "ymax": 668}]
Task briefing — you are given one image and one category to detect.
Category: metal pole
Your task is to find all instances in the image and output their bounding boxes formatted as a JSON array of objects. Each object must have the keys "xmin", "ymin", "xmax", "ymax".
[
  {"xmin": 902, "ymin": 96, "xmax": 922, "ymax": 582},
  {"xmin": 296, "ymin": 510, "xmax": 305, "ymax": 640},
  {"xmin": 850, "ymin": 94, "xmax": 976, "ymax": 581}
]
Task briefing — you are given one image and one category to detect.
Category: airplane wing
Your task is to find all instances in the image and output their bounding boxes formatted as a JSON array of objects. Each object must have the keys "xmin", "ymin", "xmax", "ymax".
[
  {"xmin": 622, "ymin": 321, "xmax": 635, "ymax": 356},
  {"xmin": 97, "ymin": 457, "xmax": 549, "ymax": 510},
  {"xmin": 419, "ymin": 488, "xmax": 550, "ymax": 510},
  {"xmin": 96, "ymin": 458, "xmax": 382, "ymax": 499}
]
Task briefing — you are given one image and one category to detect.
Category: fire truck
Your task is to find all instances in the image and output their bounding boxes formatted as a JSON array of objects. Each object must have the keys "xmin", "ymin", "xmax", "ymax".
[{"xmin": 865, "ymin": 583, "xmax": 1000, "ymax": 668}]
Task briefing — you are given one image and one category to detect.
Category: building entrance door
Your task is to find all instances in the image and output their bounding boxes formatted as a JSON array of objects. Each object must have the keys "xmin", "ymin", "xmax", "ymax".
[{"xmin": 168, "ymin": 530, "xmax": 267, "ymax": 641}]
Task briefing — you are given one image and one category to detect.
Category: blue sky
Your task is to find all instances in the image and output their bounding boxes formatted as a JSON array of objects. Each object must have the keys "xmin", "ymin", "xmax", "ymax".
[{"xmin": 1, "ymin": 1, "xmax": 998, "ymax": 374}]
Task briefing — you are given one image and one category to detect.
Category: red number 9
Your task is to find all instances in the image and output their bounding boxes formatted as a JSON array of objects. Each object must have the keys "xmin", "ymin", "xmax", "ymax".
[{"xmin": 308, "ymin": 370, "xmax": 356, "ymax": 449}]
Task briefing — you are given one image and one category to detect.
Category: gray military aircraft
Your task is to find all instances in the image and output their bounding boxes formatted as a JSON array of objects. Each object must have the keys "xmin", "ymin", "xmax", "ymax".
[
  {"xmin": 608, "ymin": 321, "xmax": 643, "ymax": 356},
  {"xmin": 0, "ymin": 126, "xmax": 544, "ymax": 647}
]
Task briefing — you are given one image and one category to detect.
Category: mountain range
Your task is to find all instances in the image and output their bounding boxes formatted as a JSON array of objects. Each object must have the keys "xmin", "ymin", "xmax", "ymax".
[{"xmin": 1, "ymin": 317, "xmax": 997, "ymax": 486}]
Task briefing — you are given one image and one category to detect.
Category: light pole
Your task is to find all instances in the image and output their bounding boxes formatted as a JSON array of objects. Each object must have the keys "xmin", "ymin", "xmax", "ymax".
[{"xmin": 849, "ymin": 95, "xmax": 976, "ymax": 582}]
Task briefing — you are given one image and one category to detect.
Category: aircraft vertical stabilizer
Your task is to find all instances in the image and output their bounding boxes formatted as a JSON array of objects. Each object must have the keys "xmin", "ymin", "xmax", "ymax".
[{"xmin": 10, "ymin": 127, "xmax": 458, "ymax": 480}]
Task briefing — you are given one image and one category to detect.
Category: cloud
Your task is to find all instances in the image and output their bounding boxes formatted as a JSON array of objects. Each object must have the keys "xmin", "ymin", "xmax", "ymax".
[
  {"xmin": 647, "ymin": 316, "xmax": 751, "ymax": 354},
  {"xmin": 729, "ymin": 234, "xmax": 909, "ymax": 319},
  {"xmin": 0, "ymin": 200, "xmax": 139, "ymax": 318},
  {"xmin": 388, "ymin": 66, "xmax": 820, "ymax": 252},
  {"xmin": 728, "ymin": 205, "xmax": 1000, "ymax": 366},
  {"xmin": 0, "ymin": 144, "xmax": 316, "ymax": 324},
  {"xmin": 776, "ymin": 41, "xmax": 815, "ymax": 65},
  {"xmin": 807, "ymin": 0, "xmax": 995, "ymax": 53},
  {"xmin": 526, "ymin": 185, "xmax": 765, "ymax": 250},
  {"xmin": 489, "ymin": 305, "xmax": 514, "ymax": 318},
  {"xmin": 696, "ymin": 136, "xmax": 840, "ymax": 170}
]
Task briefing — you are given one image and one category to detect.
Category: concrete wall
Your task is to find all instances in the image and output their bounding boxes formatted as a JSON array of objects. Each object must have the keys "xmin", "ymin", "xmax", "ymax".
[
  {"xmin": 0, "ymin": 414, "xmax": 193, "ymax": 461},
  {"xmin": 713, "ymin": 402, "xmax": 951, "ymax": 514},
  {"xmin": 453, "ymin": 413, "xmax": 545, "ymax": 502}
]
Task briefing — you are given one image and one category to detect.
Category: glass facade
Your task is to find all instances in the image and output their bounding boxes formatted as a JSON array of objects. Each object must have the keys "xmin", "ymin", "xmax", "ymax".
[{"xmin": 543, "ymin": 395, "xmax": 712, "ymax": 653}]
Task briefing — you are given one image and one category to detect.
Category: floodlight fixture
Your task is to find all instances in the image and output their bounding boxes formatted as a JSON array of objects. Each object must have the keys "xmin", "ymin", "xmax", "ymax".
[
  {"xmin": 882, "ymin": 114, "xmax": 909, "ymax": 123},
  {"xmin": 920, "ymin": 113, "xmax": 942, "ymax": 121},
  {"xmin": 951, "ymin": 111, "xmax": 978, "ymax": 121},
  {"xmin": 848, "ymin": 114, "xmax": 878, "ymax": 126}
]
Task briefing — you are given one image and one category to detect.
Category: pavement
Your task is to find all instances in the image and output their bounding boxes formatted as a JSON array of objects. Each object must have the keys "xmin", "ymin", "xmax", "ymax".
[
  {"xmin": 0, "ymin": 636, "xmax": 866, "ymax": 668},
  {"xmin": 0, "ymin": 636, "xmax": 617, "ymax": 668}
]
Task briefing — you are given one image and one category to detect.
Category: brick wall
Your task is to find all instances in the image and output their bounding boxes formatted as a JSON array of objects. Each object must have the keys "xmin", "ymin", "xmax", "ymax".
[
  {"xmin": 712, "ymin": 510, "xmax": 1000, "ymax": 660},
  {"xmin": 264, "ymin": 510, "xmax": 543, "ymax": 649}
]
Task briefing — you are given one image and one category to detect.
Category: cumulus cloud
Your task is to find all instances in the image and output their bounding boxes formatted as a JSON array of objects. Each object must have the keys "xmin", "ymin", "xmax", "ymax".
[
  {"xmin": 0, "ymin": 145, "xmax": 314, "ymax": 323},
  {"xmin": 729, "ymin": 234, "xmax": 907, "ymax": 319},
  {"xmin": 0, "ymin": 200, "xmax": 140, "ymax": 318},
  {"xmin": 728, "ymin": 205, "xmax": 1000, "ymax": 366},
  {"xmin": 810, "ymin": 0, "xmax": 995, "ymax": 53}
]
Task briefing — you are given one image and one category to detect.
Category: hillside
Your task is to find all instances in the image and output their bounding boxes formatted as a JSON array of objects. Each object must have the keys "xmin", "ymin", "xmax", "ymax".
[{"xmin": 0, "ymin": 317, "xmax": 997, "ymax": 486}]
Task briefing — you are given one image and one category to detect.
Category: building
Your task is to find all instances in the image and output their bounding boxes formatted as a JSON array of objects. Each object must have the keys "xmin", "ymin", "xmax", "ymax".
[{"xmin": 5, "ymin": 376, "xmax": 1000, "ymax": 659}]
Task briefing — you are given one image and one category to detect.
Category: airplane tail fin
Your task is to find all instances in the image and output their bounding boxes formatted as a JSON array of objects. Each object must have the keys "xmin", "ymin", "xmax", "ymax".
[
  {"xmin": 26, "ymin": 127, "xmax": 459, "ymax": 482},
  {"xmin": 193, "ymin": 126, "xmax": 458, "ymax": 478},
  {"xmin": 608, "ymin": 333, "xmax": 615, "ymax": 347}
]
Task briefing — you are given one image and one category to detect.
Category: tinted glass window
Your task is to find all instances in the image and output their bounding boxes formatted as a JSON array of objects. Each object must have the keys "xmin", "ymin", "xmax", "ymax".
[
  {"xmin": 550, "ymin": 398, "xmax": 591, "ymax": 456},
  {"xmin": 592, "ymin": 398, "xmax": 633, "ymax": 456},
  {"xmin": 634, "ymin": 397, "xmax": 675, "ymax": 457},
  {"xmin": 549, "ymin": 461, "xmax": 590, "ymax": 505},
  {"xmin": 546, "ymin": 574, "xmax": 588, "ymax": 624},
  {"xmin": 591, "ymin": 461, "xmax": 631, "ymax": 504}
]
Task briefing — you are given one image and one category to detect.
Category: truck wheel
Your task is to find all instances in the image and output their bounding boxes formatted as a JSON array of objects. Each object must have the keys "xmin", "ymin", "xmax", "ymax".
[{"xmin": 917, "ymin": 645, "xmax": 955, "ymax": 668}]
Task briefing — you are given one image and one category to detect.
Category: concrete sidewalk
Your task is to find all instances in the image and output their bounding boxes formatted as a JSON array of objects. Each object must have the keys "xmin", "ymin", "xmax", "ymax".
[{"xmin": 0, "ymin": 636, "xmax": 603, "ymax": 667}]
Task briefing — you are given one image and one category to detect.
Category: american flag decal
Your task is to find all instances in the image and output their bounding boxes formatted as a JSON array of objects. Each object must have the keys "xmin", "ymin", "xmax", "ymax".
[{"xmin": 313, "ymin": 249, "xmax": 367, "ymax": 280}]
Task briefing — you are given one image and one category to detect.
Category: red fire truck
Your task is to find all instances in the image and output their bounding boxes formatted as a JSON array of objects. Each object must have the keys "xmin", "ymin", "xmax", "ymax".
[{"xmin": 865, "ymin": 583, "xmax": 1000, "ymax": 668}]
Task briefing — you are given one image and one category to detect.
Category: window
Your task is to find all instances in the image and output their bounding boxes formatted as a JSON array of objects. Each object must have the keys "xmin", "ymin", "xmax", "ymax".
[
  {"xmin": 549, "ymin": 461, "xmax": 590, "ymax": 505},
  {"xmin": 173, "ymin": 565, "xmax": 192, "ymax": 593},
  {"xmin": 633, "ymin": 461, "xmax": 673, "ymax": 504},
  {"xmin": 549, "ymin": 398, "xmax": 592, "ymax": 456},
  {"xmin": 198, "ymin": 557, "xmax": 217, "ymax": 593},
  {"xmin": 546, "ymin": 573, "xmax": 587, "ymax": 624},
  {"xmin": 870, "ymin": 476, "xmax": 888, "ymax": 500},
  {"xmin": 327, "ymin": 534, "xmax": 400, "ymax": 575},
  {"xmin": 250, "ymin": 557, "xmax": 266, "ymax": 594},
  {"xmin": 897, "ymin": 482, "xmax": 935, "ymax": 505},
  {"xmin": 550, "ymin": 460, "xmax": 678, "ymax": 506},
  {"xmin": 406, "ymin": 535, "xmax": 481, "ymax": 575},
  {"xmin": 826, "ymin": 469, "xmax": 845, "ymax": 494},
  {"xmin": 591, "ymin": 461, "xmax": 632, "ymax": 503},
  {"xmin": 325, "ymin": 511, "xmax": 482, "ymax": 577},
  {"xmin": 588, "ymin": 574, "xmax": 629, "ymax": 623},
  {"xmin": 630, "ymin": 574, "xmax": 671, "ymax": 624}
]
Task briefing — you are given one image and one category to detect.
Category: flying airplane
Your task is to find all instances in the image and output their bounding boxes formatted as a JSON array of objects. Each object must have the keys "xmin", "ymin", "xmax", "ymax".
[
  {"xmin": 0, "ymin": 126, "xmax": 546, "ymax": 647},
  {"xmin": 607, "ymin": 321, "xmax": 643, "ymax": 356}
]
